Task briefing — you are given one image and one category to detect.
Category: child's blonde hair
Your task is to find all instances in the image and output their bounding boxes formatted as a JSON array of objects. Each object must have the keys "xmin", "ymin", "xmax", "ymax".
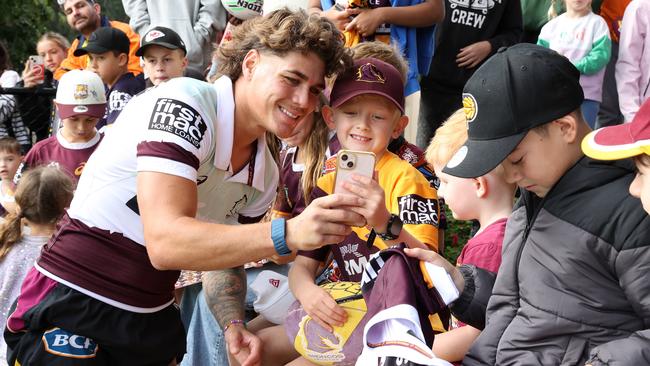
[
  {"xmin": 426, "ymin": 109, "xmax": 468, "ymax": 168},
  {"xmin": 0, "ymin": 166, "xmax": 74, "ymax": 259},
  {"xmin": 38, "ymin": 32, "xmax": 71, "ymax": 54},
  {"xmin": 351, "ymin": 41, "xmax": 409, "ymax": 84}
]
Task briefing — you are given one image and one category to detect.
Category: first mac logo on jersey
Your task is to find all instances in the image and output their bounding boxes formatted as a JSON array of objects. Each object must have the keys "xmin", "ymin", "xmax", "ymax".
[
  {"xmin": 149, "ymin": 98, "xmax": 207, "ymax": 148},
  {"xmin": 398, "ymin": 194, "xmax": 439, "ymax": 226}
]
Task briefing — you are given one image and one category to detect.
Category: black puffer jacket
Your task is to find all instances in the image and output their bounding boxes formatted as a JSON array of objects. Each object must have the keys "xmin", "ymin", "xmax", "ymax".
[{"xmin": 453, "ymin": 157, "xmax": 650, "ymax": 365}]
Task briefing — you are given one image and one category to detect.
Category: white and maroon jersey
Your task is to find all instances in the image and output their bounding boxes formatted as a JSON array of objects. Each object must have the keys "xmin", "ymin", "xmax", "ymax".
[
  {"xmin": 36, "ymin": 76, "xmax": 279, "ymax": 313},
  {"xmin": 18, "ymin": 131, "xmax": 102, "ymax": 184}
]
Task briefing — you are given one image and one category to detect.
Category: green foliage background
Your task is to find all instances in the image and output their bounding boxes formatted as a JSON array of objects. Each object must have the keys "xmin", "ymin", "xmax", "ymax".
[
  {"xmin": 0, "ymin": 0, "xmax": 127, "ymax": 71},
  {"xmin": 442, "ymin": 206, "xmax": 473, "ymax": 265}
]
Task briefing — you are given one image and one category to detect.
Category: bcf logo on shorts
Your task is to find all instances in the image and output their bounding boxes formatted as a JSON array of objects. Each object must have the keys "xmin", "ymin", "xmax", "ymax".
[{"xmin": 42, "ymin": 328, "xmax": 98, "ymax": 358}]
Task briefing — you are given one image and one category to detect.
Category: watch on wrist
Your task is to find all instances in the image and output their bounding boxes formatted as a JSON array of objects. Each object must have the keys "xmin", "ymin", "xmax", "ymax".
[{"xmin": 376, "ymin": 214, "xmax": 403, "ymax": 241}]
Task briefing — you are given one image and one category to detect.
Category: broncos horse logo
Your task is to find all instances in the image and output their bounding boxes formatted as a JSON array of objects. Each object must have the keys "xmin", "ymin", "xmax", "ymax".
[{"xmin": 356, "ymin": 62, "xmax": 386, "ymax": 84}]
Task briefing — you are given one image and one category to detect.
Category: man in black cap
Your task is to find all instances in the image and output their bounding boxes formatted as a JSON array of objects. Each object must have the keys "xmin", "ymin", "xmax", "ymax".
[
  {"xmin": 74, "ymin": 27, "xmax": 145, "ymax": 128},
  {"xmin": 136, "ymin": 26, "xmax": 189, "ymax": 87},
  {"xmin": 408, "ymin": 43, "xmax": 650, "ymax": 365}
]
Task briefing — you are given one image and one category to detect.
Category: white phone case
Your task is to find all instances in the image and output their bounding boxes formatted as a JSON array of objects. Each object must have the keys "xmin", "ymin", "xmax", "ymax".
[{"xmin": 334, "ymin": 150, "xmax": 376, "ymax": 193}]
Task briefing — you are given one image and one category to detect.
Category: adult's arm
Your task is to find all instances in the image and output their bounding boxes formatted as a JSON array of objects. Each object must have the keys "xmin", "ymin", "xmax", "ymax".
[
  {"xmin": 372, "ymin": 0, "xmax": 444, "ymax": 27},
  {"xmin": 195, "ymin": 0, "xmax": 226, "ymax": 47},
  {"xmin": 121, "ymin": 0, "xmax": 150, "ymax": 36},
  {"xmin": 345, "ymin": 0, "xmax": 444, "ymax": 36},
  {"xmin": 204, "ymin": 268, "xmax": 262, "ymax": 366},
  {"xmin": 137, "ymin": 171, "xmax": 364, "ymax": 270}
]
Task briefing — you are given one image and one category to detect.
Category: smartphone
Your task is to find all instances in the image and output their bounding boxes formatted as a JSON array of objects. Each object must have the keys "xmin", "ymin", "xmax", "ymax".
[
  {"xmin": 28, "ymin": 55, "xmax": 45, "ymax": 84},
  {"xmin": 334, "ymin": 150, "xmax": 376, "ymax": 193}
]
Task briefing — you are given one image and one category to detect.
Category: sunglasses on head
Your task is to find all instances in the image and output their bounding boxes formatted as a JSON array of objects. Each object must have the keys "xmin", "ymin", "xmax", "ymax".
[{"xmin": 57, "ymin": 0, "xmax": 95, "ymax": 6}]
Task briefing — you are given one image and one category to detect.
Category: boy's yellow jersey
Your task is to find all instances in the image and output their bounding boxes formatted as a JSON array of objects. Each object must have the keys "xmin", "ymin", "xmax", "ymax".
[{"xmin": 299, "ymin": 151, "xmax": 440, "ymax": 282}]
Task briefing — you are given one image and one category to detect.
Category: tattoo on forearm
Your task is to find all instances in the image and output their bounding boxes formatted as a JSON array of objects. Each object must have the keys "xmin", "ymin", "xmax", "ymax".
[{"xmin": 203, "ymin": 267, "xmax": 247, "ymax": 329}]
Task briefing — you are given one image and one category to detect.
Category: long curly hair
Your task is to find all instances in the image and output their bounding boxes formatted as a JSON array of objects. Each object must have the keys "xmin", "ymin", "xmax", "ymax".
[{"xmin": 216, "ymin": 8, "xmax": 351, "ymax": 80}]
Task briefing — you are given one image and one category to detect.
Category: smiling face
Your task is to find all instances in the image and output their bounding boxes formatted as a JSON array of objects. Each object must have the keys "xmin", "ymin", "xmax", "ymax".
[
  {"xmin": 63, "ymin": 0, "xmax": 100, "ymax": 36},
  {"xmin": 324, "ymin": 94, "xmax": 406, "ymax": 158},
  {"xmin": 0, "ymin": 150, "xmax": 21, "ymax": 181},
  {"xmin": 142, "ymin": 46, "xmax": 188, "ymax": 86},
  {"xmin": 242, "ymin": 51, "xmax": 326, "ymax": 139},
  {"xmin": 37, "ymin": 40, "xmax": 67, "ymax": 73}
]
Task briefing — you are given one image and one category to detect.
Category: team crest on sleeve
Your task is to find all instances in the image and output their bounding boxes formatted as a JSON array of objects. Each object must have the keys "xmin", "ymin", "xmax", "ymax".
[
  {"xmin": 149, "ymin": 98, "xmax": 207, "ymax": 148},
  {"xmin": 42, "ymin": 328, "xmax": 98, "ymax": 359},
  {"xmin": 398, "ymin": 194, "xmax": 439, "ymax": 226}
]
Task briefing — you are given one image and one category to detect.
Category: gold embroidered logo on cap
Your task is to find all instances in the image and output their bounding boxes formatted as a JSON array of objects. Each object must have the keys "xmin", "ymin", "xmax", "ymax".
[{"xmin": 356, "ymin": 62, "xmax": 385, "ymax": 84}]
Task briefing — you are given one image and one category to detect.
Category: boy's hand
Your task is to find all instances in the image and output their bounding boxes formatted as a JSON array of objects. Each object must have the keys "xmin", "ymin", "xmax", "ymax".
[
  {"xmin": 323, "ymin": 6, "xmax": 353, "ymax": 30},
  {"xmin": 405, "ymin": 248, "xmax": 465, "ymax": 293},
  {"xmin": 341, "ymin": 173, "xmax": 391, "ymax": 231},
  {"xmin": 346, "ymin": 7, "xmax": 386, "ymax": 37},
  {"xmin": 456, "ymin": 41, "xmax": 492, "ymax": 69},
  {"xmin": 224, "ymin": 324, "xmax": 263, "ymax": 366},
  {"xmin": 286, "ymin": 193, "xmax": 365, "ymax": 251},
  {"xmin": 298, "ymin": 283, "xmax": 348, "ymax": 332}
]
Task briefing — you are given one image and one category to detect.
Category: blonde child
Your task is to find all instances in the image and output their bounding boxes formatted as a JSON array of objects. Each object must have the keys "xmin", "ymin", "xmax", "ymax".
[
  {"xmin": 16, "ymin": 69, "xmax": 106, "ymax": 184},
  {"xmin": 538, "ymin": 0, "xmax": 611, "ymax": 128},
  {"xmin": 0, "ymin": 138, "xmax": 22, "ymax": 217},
  {"xmin": 424, "ymin": 109, "xmax": 515, "ymax": 363},
  {"xmin": 18, "ymin": 32, "xmax": 70, "ymax": 140},
  {"xmin": 136, "ymin": 26, "xmax": 189, "ymax": 87},
  {"xmin": 285, "ymin": 57, "xmax": 440, "ymax": 365},
  {"xmin": 350, "ymin": 41, "xmax": 447, "ymax": 249},
  {"xmin": 0, "ymin": 166, "xmax": 74, "ymax": 362}
]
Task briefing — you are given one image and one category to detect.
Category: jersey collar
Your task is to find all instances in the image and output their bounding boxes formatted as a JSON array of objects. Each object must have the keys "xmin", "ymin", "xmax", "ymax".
[{"xmin": 213, "ymin": 76, "xmax": 269, "ymax": 192}]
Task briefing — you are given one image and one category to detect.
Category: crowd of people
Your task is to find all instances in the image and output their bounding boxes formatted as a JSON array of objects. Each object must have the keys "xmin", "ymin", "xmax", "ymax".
[{"xmin": 0, "ymin": 0, "xmax": 648, "ymax": 365}]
